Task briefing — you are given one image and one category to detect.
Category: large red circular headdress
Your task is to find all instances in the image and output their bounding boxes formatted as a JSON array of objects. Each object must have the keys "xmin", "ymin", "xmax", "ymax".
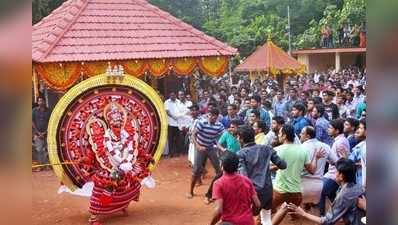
[{"xmin": 47, "ymin": 74, "xmax": 168, "ymax": 191}]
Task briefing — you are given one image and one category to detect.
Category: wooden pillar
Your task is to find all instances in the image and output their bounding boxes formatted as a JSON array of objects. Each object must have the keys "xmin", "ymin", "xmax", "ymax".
[
  {"xmin": 32, "ymin": 67, "xmax": 39, "ymax": 103},
  {"xmin": 335, "ymin": 52, "xmax": 341, "ymax": 72},
  {"xmin": 190, "ymin": 70, "xmax": 199, "ymax": 102},
  {"xmin": 277, "ymin": 74, "xmax": 285, "ymax": 91},
  {"xmin": 297, "ymin": 54, "xmax": 310, "ymax": 73}
]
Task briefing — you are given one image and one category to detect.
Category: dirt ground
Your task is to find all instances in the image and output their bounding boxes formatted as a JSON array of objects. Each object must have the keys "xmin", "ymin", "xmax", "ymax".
[{"xmin": 32, "ymin": 156, "xmax": 316, "ymax": 225}]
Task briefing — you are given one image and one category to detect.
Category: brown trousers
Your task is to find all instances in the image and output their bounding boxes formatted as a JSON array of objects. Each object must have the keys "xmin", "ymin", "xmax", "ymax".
[{"xmin": 271, "ymin": 190, "xmax": 303, "ymax": 212}]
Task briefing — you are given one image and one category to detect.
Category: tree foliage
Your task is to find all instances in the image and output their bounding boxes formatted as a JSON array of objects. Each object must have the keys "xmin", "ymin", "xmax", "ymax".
[
  {"xmin": 295, "ymin": 0, "xmax": 366, "ymax": 49},
  {"xmin": 32, "ymin": 0, "xmax": 366, "ymax": 57}
]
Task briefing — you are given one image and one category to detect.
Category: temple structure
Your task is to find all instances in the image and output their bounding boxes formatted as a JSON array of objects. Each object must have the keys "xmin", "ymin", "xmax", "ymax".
[{"xmin": 32, "ymin": 0, "xmax": 237, "ymax": 105}]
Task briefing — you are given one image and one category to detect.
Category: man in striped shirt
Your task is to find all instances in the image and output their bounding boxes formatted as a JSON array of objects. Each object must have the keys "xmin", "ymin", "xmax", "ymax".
[{"xmin": 187, "ymin": 108, "xmax": 225, "ymax": 199}]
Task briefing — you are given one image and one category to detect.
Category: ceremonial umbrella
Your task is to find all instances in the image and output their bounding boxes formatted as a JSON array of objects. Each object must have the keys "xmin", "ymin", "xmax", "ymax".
[{"xmin": 234, "ymin": 37, "xmax": 306, "ymax": 89}]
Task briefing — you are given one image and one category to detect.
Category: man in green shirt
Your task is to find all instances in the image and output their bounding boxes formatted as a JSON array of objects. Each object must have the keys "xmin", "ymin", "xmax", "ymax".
[
  {"xmin": 206, "ymin": 120, "xmax": 241, "ymax": 204},
  {"xmin": 272, "ymin": 124, "xmax": 323, "ymax": 211},
  {"xmin": 217, "ymin": 120, "xmax": 241, "ymax": 154}
]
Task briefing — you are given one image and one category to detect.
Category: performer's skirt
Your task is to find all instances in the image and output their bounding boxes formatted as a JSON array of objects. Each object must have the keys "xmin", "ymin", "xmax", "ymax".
[{"xmin": 89, "ymin": 182, "xmax": 141, "ymax": 215}]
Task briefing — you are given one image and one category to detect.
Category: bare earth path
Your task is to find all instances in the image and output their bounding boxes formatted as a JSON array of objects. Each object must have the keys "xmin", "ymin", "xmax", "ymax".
[{"xmin": 32, "ymin": 156, "xmax": 315, "ymax": 225}]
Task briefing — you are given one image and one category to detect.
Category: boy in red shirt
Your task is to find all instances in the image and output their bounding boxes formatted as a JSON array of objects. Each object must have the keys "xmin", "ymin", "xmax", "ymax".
[{"xmin": 210, "ymin": 153, "xmax": 261, "ymax": 225}]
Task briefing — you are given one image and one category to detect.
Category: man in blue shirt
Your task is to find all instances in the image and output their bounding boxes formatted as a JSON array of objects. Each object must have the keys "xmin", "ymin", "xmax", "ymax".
[
  {"xmin": 272, "ymin": 90, "xmax": 286, "ymax": 118},
  {"xmin": 245, "ymin": 95, "xmax": 270, "ymax": 129},
  {"xmin": 312, "ymin": 104, "xmax": 334, "ymax": 146},
  {"xmin": 290, "ymin": 103, "xmax": 311, "ymax": 136},
  {"xmin": 220, "ymin": 104, "xmax": 244, "ymax": 128},
  {"xmin": 344, "ymin": 118, "xmax": 359, "ymax": 151},
  {"xmin": 349, "ymin": 119, "xmax": 366, "ymax": 186},
  {"xmin": 188, "ymin": 108, "xmax": 225, "ymax": 199}
]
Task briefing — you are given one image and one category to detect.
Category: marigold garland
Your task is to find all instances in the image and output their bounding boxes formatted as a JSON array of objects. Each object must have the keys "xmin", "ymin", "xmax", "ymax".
[
  {"xmin": 34, "ymin": 56, "xmax": 233, "ymax": 90},
  {"xmin": 35, "ymin": 63, "xmax": 81, "ymax": 91},
  {"xmin": 123, "ymin": 60, "xmax": 147, "ymax": 77},
  {"xmin": 198, "ymin": 56, "xmax": 229, "ymax": 77},
  {"xmin": 173, "ymin": 58, "xmax": 197, "ymax": 76},
  {"xmin": 148, "ymin": 59, "xmax": 171, "ymax": 77},
  {"xmin": 82, "ymin": 61, "xmax": 109, "ymax": 77}
]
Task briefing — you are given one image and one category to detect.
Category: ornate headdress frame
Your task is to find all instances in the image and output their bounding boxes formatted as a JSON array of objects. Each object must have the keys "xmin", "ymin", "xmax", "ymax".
[{"xmin": 47, "ymin": 74, "xmax": 168, "ymax": 191}]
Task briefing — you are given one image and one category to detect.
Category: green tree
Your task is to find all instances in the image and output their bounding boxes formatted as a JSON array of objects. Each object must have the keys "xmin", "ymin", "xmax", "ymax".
[
  {"xmin": 149, "ymin": 0, "xmax": 205, "ymax": 29},
  {"xmin": 32, "ymin": 0, "xmax": 49, "ymax": 24},
  {"xmin": 295, "ymin": 0, "xmax": 366, "ymax": 49}
]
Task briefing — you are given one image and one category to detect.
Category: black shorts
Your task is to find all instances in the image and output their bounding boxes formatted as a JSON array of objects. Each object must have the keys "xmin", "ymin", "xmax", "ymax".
[{"xmin": 257, "ymin": 187, "xmax": 273, "ymax": 210}]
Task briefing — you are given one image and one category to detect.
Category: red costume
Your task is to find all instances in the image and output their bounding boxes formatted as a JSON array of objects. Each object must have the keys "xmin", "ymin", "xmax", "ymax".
[
  {"xmin": 83, "ymin": 103, "xmax": 153, "ymax": 218},
  {"xmin": 53, "ymin": 83, "xmax": 163, "ymax": 225}
]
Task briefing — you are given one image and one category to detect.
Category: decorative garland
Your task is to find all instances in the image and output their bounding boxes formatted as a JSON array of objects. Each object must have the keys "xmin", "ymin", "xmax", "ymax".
[
  {"xmin": 35, "ymin": 63, "xmax": 81, "ymax": 91},
  {"xmin": 34, "ymin": 56, "xmax": 231, "ymax": 91},
  {"xmin": 148, "ymin": 59, "xmax": 171, "ymax": 77},
  {"xmin": 123, "ymin": 60, "xmax": 147, "ymax": 77},
  {"xmin": 32, "ymin": 69, "xmax": 39, "ymax": 102},
  {"xmin": 82, "ymin": 61, "xmax": 109, "ymax": 78},
  {"xmin": 198, "ymin": 56, "xmax": 229, "ymax": 77},
  {"xmin": 85, "ymin": 115, "xmax": 152, "ymax": 194},
  {"xmin": 173, "ymin": 57, "xmax": 197, "ymax": 76}
]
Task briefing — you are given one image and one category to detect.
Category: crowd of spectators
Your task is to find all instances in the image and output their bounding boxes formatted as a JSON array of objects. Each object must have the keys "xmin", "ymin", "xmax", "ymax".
[
  {"xmin": 163, "ymin": 65, "xmax": 367, "ymax": 225},
  {"xmin": 320, "ymin": 22, "xmax": 367, "ymax": 48}
]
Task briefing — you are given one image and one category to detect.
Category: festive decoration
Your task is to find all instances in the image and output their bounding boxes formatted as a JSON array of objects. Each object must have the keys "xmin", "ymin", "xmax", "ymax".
[
  {"xmin": 148, "ymin": 59, "xmax": 171, "ymax": 77},
  {"xmin": 123, "ymin": 60, "xmax": 147, "ymax": 77},
  {"xmin": 82, "ymin": 61, "xmax": 109, "ymax": 78},
  {"xmin": 173, "ymin": 58, "xmax": 197, "ymax": 76},
  {"xmin": 32, "ymin": 69, "xmax": 39, "ymax": 102},
  {"xmin": 235, "ymin": 40, "xmax": 306, "ymax": 76},
  {"xmin": 35, "ymin": 63, "xmax": 81, "ymax": 91},
  {"xmin": 33, "ymin": 56, "xmax": 232, "ymax": 92},
  {"xmin": 198, "ymin": 56, "xmax": 229, "ymax": 77}
]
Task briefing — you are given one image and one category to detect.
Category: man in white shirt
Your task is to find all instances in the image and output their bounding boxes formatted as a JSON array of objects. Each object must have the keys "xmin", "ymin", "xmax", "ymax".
[
  {"xmin": 347, "ymin": 74, "xmax": 360, "ymax": 88},
  {"xmin": 228, "ymin": 86, "xmax": 238, "ymax": 104},
  {"xmin": 177, "ymin": 91, "xmax": 193, "ymax": 129},
  {"xmin": 313, "ymin": 71, "xmax": 321, "ymax": 84},
  {"xmin": 178, "ymin": 90, "xmax": 192, "ymax": 108},
  {"xmin": 299, "ymin": 126, "xmax": 338, "ymax": 205},
  {"xmin": 177, "ymin": 91, "xmax": 193, "ymax": 155},
  {"xmin": 164, "ymin": 92, "xmax": 183, "ymax": 157}
]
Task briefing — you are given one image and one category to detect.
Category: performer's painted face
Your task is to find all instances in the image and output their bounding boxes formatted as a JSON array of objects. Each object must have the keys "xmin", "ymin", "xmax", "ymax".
[
  {"xmin": 107, "ymin": 104, "xmax": 124, "ymax": 128},
  {"xmin": 110, "ymin": 113, "xmax": 123, "ymax": 127}
]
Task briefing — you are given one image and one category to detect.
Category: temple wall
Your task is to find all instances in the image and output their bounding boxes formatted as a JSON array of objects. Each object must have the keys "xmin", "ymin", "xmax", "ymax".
[{"xmin": 308, "ymin": 53, "xmax": 335, "ymax": 73}]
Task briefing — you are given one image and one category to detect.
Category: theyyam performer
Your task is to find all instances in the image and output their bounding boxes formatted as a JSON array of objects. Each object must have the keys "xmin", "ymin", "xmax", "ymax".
[{"xmin": 47, "ymin": 74, "xmax": 168, "ymax": 225}]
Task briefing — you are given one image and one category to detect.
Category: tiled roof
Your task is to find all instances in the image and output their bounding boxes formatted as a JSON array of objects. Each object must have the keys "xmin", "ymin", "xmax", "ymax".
[
  {"xmin": 32, "ymin": 0, "xmax": 237, "ymax": 63},
  {"xmin": 235, "ymin": 40, "xmax": 303, "ymax": 72}
]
